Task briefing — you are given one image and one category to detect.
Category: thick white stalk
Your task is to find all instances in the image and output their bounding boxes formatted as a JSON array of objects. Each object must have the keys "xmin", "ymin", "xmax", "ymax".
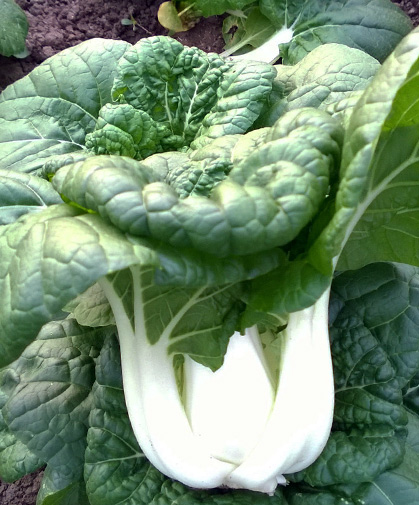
[
  {"xmin": 224, "ymin": 26, "xmax": 294, "ymax": 64},
  {"xmin": 226, "ymin": 288, "xmax": 335, "ymax": 492},
  {"xmin": 101, "ymin": 272, "xmax": 235, "ymax": 489},
  {"xmin": 183, "ymin": 327, "xmax": 275, "ymax": 466}
]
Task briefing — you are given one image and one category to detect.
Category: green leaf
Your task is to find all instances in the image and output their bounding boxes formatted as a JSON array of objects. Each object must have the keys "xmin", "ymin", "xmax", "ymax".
[
  {"xmin": 0, "ymin": 169, "xmax": 63, "ymax": 224},
  {"xmin": 0, "ymin": 204, "xmax": 159, "ymax": 366},
  {"xmin": 1, "ymin": 319, "xmax": 106, "ymax": 488},
  {"xmin": 311, "ymin": 29, "xmax": 419, "ymax": 271},
  {"xmin": 53, "ymin": 107, "xmax": 342, "ymax": 258},
  {"xmin": 259, "ymin": 43, "xmax": 380, "ymax": 125},
  {"xmin": 268, "ymin": 0, "xmax": 413, "ymax": 64},
  {"xmin": 0, "ymin": 0, "xmax": 28, "ymax": 58},
  {"xmin": 0, "ymin": 376, "xmax": 43, "ymax": 482},
  {"xmin": 0, "ymin": 38, "xmax": 131, "ymax": 173}
]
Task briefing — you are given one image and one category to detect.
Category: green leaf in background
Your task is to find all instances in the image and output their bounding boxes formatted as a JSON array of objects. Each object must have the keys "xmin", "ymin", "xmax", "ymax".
[
  {"xmin": 266, "ymin": 0, "xmax": 413, "ymax": 64},
  {"xmin": 222, "ymin": 7, "xmax": 276, "ymax": 57},
  {"xmin": 193, "ymin": 0, "xmax": 255, "ymax": 17},
  {"xmin": 0, "ymin": 0, "xmax": 29, "ymax": 58}
]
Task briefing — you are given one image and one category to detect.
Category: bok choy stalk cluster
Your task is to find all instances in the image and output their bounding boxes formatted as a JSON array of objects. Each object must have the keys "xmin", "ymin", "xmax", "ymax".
[{"xmin": 0, "ymin": 24, "xmax": 418, "ymax": 505}]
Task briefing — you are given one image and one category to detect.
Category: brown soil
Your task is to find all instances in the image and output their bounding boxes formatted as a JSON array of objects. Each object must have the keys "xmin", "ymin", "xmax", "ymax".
[
  {"xmin": 0, "ymin": 0, "xmax": 418, "ymax": 504},
  {"xmin": 0, "ymin": 0, "xmax": 226, "ymax": 91}
]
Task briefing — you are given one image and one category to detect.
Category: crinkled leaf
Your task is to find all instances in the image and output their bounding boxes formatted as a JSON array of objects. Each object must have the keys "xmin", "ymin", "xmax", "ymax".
[
  {"xmin": 54, "ymin": 108, "xmax": 342, "ymax": 258},
  {"xmin": 0, "ymin": 0, "xmax": 28, "ymax": 57},
  {"xmin": 112, "ymin": 36, "xmax": 275, "ymax": 152},
  {"xmin": 0, "ymin": 319, "xmax": 106, "ymax": 491}
]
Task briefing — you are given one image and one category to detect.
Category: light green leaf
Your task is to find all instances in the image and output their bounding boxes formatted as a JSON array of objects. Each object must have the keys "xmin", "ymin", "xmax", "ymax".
[
  {"xmin": 54, "ymin": 107, "xmax": 342, "ymax": 258},
  {"xmin": 259, "ymin": 43, "xmax": 380, "ymax": 125},
  {"xmin": 0, "ymin": 0, "xmax": 28, "ymax": 58},
  {"xmin": 63, "ymin": 283, "xmax": 115, "ymax": 328}
]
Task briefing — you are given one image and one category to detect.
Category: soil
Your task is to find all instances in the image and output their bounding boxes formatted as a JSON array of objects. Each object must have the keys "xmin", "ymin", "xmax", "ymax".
[{"xmin": 0, "ymin": 0, "xmax": 418, "ymax": 504}]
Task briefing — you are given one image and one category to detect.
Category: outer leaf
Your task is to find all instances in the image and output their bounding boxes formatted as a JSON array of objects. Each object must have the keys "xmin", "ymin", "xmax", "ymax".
[
  {"xmin": 0, "ymin": 204, "xmax": 159, "ymax": 366},
  {"xmin": 310, "ymin": 29, "xmax": 419, "ymax": 273},
  {"xmin": 358, "ymin": 446, "xmax": 419, "ymax": 505},
  {"xmin": 0, "ymin": 377, "xmax": 43, "ymax": 482},
  {"xmin": 0, "ymin": 0, "xmax": 28, "ymax": 57},
  {"xmin": 0, "ymin": 38, "xmax": 131, "ymax": 173},
  {"xmin": 289, "ymin": 263, "xmax": 419, "ymax": 489},
  {"xmin": 1, "ymin": 320, "xmax": 105, "ymax": 490},
  {"xmin": 0, "ymin": 169, "xmax": 63, "ymax": 225}
]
